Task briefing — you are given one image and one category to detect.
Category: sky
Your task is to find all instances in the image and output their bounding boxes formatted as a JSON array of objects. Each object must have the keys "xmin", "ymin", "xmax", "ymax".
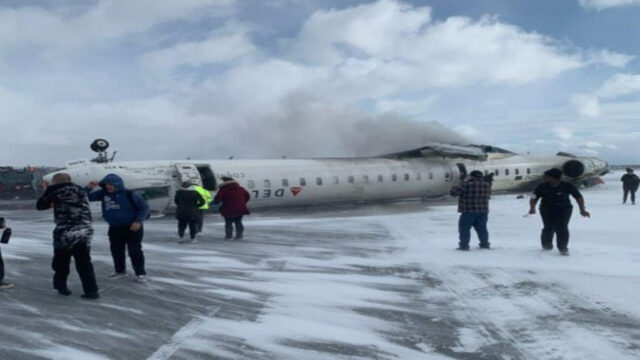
[{"xmin": 1, "ymin": 0, "xmax": 639, "ymax": 166}]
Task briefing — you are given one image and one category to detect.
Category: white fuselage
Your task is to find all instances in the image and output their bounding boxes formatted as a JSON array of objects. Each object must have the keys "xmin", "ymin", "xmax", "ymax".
[{"xmin": 44, "ymin": 152, "xmax": 608, "ymax": 214}]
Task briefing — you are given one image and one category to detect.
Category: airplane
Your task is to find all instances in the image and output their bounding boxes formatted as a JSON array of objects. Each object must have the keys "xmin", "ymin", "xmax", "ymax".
[{"xmin": 42, "ymin": 139, "xmax": 609, "ymax": 215}]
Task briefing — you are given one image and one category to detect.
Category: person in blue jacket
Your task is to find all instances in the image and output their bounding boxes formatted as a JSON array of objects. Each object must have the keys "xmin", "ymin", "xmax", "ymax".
[{"xmin": 86, "ymin": 174, "xmax": 150, "ymax": 282}]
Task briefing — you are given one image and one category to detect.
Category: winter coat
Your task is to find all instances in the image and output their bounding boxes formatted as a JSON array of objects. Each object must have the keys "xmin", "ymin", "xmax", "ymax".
[
  {"xmin": 86, "ymin": 174, "xmax": 150, "ymax": 226},
  {"xmin": 36, "ymin": 182, "xmax": 93, "ymax": 250},
  {"xmin": 212, "ymin": 180, "xmax": 251, "ymax": 218},
  {"xmin": 621, "ymin": 173, "xmax": 640, "ymax": 190},
  {"xmin": 174, "ymin": 188, "xmax": 205, "ymax": 221}
]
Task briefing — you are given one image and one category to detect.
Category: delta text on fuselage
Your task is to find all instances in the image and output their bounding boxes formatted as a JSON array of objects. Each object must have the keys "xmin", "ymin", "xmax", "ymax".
[{"xmin": 43, "ymin": 140, "xmax": 609, "ymax": 215}]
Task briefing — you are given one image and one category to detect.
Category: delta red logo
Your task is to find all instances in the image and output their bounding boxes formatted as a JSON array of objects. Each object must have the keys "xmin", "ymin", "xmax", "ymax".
[{"xmin": 290, "ymin": 187, "xmax": 303, "ymax": 197}]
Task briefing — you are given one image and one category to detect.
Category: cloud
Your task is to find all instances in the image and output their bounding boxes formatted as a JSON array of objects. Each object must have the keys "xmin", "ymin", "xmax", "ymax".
[
  {"xmin": 571, "ymin": 73, "xmax": 640, "ymax": 118},
  {"xmin": 571, "ymin": 93, "xmax": 602, "ymax": 117},
  {"xmin": 286, "ymin": 1, "xmax": 583, "ymax": 88},
  {"xmin": 586, "ymin": 49, "xmax": 634, "ymax": 68},
  {"xmin": 553, "ymin": 127, "xmax": 573, "ymax": 140},
  {"xmin": 0, "ymin": 0, "xmax": 235, "ymax": 47},
  {"xmin": 597, "ymin": 73, "xmax": 640, "ymax": 98},
  {"xmin": 140, "ymin": 26, "xmax": 255, "ymax": 71},
  {"xmin": 579, "ymin": 0, "xmax": 640, "ymax": 10},
  {"xmin": 0, "ymin": 0, "xmax": 637, "ymax": 166}
]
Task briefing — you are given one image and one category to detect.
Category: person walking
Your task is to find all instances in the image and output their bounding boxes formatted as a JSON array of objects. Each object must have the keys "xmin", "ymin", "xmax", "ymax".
[
  {"xmin": 192, "ymin": 183, "xmax": 212, "ymax": 233},
  {"xmin": 36, "ymin": 173, "xmax": 99, "ymax": 299},
  {"xmin": 86, "ymin": 174, "xmax": 150, "ymax": 282},
  {"xmin": 529, "ymin": 168, "xmax": 590, "ymax": 256},
  {"xmin": 620, "ymin": 168, "xmax": 640, "ymax": 205},
  {"xmin": 212, "ymin": 177, "xmax": 250, "ymax": 240},
  {"xmin": 175, "ymin": 182, "xmax": 205, "ymax": 243},
  {"xmin": 450, "ymin": 170, "xmax": 492, "ymax": 250}
]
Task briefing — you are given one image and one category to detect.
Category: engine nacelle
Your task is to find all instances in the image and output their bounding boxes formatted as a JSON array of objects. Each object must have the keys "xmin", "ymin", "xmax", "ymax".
[{"xmin": 562, "ymin": 160, "xmax": 585, "ymax": 178}]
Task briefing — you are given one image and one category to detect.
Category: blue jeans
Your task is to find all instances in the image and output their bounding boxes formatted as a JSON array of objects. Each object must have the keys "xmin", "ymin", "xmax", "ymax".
[{"xmin": 458, "ymin": 212, "xmax": 489, "ymax": 248}]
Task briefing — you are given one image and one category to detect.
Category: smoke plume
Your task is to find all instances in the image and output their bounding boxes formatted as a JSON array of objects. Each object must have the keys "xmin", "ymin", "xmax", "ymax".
[{"xmin": 218, "ymin": 96, "xmax": 470, "ymax": 159}]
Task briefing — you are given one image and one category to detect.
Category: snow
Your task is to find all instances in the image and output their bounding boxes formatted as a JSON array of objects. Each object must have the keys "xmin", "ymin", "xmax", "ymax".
[{"xmin": 0, "ymin": 171, "xmax": 639, "ymax": 359}]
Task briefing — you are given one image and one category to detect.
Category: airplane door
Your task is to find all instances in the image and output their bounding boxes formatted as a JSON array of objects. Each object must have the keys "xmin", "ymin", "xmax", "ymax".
[
  {"xmin": 174, "ymin": 163, "xmax": 202, "ymax": 185},
  {"xmin": 456, "ymin": 163, "xmax": 468, "ymax": 181}
]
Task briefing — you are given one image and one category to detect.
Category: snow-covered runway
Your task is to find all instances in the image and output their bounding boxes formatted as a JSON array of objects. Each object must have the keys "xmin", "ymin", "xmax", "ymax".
[{"xmin": 0, "ymin": 172, "xmax": 638, "ymax": 360}]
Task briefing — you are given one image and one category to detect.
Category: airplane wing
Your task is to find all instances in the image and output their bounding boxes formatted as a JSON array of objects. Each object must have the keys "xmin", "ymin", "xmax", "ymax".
[{"xmin": 381, "ymin": 143, "xmax": 502, "ymax": 161}]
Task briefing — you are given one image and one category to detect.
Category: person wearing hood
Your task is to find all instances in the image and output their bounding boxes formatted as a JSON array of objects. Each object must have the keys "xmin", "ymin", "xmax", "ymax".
[
  {"xmin": 37, "ymin": 173, "xmax": 99, "ymax": 299},
  {"xmin": 212, "ymin": 177, "xmax": 251, "ymax": 240},
  {"xmin": 620, "ymin": 167, "xmax": 640, "ymax": 205},
  {"xmin": 529, "ymin": 168, "xmax": 590, "ymax": 256},
  {"xmin": 175, "ymin": 182, "xmax": 205, "ymax": 243},
  {"xmin": 86, "ymin": 174, "xmax": 150, "ymax": 282}
]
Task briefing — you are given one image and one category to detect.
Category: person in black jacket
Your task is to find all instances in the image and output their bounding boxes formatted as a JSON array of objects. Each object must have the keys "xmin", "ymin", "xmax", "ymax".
[
  {"xmin": 620, "ymin": 168, "xmax": 640, "ymax": 205},
  {"xmin": 175, "ymin": 182, "xmax": 205, "ymax": 243},
  {"xmin": 36, "ymin": 173, "xmax": 99, "ymax": 299},
  {"xmin": 0, "ymin": 217, "xmax": 13, "ymax": 290},
  {"xmin": 529, "ymin": 168, "xmax": 590, "ymax": 256}
]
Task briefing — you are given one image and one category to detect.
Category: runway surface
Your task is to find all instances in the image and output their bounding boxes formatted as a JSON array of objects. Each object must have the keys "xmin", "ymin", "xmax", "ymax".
[{"xmin": 0, "ymin": 172, "xmax": 639, "ymax": 360}]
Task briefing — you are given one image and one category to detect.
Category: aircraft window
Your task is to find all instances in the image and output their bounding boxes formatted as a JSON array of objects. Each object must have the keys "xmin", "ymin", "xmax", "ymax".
[
  {"xmin": 527, "ymin": 168, "xmax": 531, "ymax": 174},
  {"xmin": 378, "ymin": 175, "xmax": 383, "ymax": 182},
  {"xmin": 505, "ymin": 169, "xmax": 510, "ymax": 176},
  {"xmin": 332, "ymin": 176, "xmax": 339, "ymax": 184},
  {"xmin": 392, "ymin": 174, "xmax": 397, "ymax": 182},
  {"xmin": 248, "ymin": 180, "xmax": 255, "ymax": 189},
  {"xmin": 515, "ymin": 169, "xmax": 520, "ymax": 175},
  {"xmin": 363, "ymin": 175, "xmax": 369, "ymax": 183},
  {"xmin": 299, "ymin": 178, "xmax": 306, "ymax": 186},
  {"xmin": 495, "ymin": 170, "xmax": 499, "ymax": 176},
  {"xmin": 416, "ymin": 173, "xmax": 422, "ymax": 180},
  {"xmin": 428, "ymin": 172, "xmax": 433, "ymax": 180},
  {"xmin": 316, "ymin": 177, "xmax": 323, "ymax": 185},
  {"xmin": 348, "ymin": 176, "xmax": 354, "ymax": 183},
  {"xmin": 264, "ymin": 180, "xmax": 271, "ymax": 188},
  {"xmin": 404, "ymin": 173, "xmax": 410, "ymax": 181},
  {"xmin": 282, "ymin": 179, "xmax": 289, "ymax": 187},
  {"xmin": 134, "ymin": 186, "xmax": 169, "ymax": 200},
  {"xmin": 445, "ymin": 173, "xmax": 451, "ymax": 180}
]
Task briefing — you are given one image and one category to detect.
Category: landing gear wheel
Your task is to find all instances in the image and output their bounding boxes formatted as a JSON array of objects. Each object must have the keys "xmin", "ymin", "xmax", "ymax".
[{"xmin": 90, "ymin": 139, "xmax": 110, "ymax": 153}]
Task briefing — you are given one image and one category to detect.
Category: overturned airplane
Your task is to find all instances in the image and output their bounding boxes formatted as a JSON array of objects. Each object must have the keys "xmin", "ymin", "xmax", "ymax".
[{"xmin": 43, "ymin": 139, "xmax": 609, "ymax": 214}]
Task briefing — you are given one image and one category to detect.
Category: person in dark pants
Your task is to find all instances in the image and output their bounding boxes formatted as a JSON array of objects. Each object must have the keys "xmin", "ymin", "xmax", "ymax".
[
  {"xmin": 0, "ymin": 217, "xmax": 13, "ymax": 290},
  {"xmin": 86, "ymin": 174, "xmax": 150, "ymax": 282},
  {"xmin": 193, "ymin": 184, "xmax": 212, "ymax": 233},
  {"xmin": 0, "ymin": 248, "xmax": 8, "ymax": 290},
  {"xmin": 36, "ymin": 173, "xmax": 99, "ymax": 299},
  {"xmin": 529, "ymin": 168, "xmax": 590, "ymax": 256},
  {"xmin": 450, "ymin": 170, "xmax": 492, "ymax": 250},
  {"xmin": 213, "ymin": 177, "xmax": 250, "ymax": 240},
  {"xmin": 175, "ymin": 182, "xmax": 205, "ymax": 243},
  {"xmin": 620, "ymin": 168, "xmax": 640, "ymax": 205}
]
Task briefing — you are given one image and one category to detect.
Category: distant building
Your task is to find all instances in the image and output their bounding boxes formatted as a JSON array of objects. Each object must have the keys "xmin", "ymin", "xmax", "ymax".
[{"xmin": 0, "ymin": 166, "xmax": 58, "ymax": 200}]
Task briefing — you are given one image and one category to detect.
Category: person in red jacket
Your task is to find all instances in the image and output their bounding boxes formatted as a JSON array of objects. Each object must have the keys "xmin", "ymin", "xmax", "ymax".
[{"xmin": 213, "ymin": 177, "xmax": 251, "ymax": 240}]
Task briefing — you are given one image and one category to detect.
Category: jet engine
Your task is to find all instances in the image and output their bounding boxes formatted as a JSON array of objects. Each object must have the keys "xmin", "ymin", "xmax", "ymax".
[
  {"xmin": 562, "ymin": 160, "xmax": 585, "ymax": 178},
  {"xmin": 561, "ymin": 157, "xmax": 609, "ymax": 183}
]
